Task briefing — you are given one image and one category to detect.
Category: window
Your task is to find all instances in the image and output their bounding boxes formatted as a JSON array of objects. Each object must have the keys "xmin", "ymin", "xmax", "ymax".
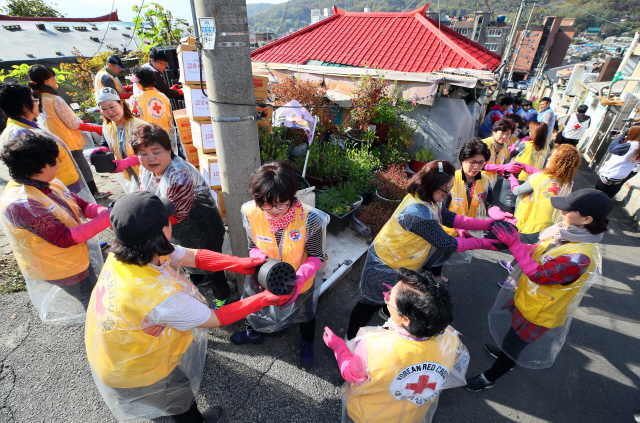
[
  {"xmin": 485, "ymin": 43, "xmax": 499, "ymax": 52},
  {"xmin": 488, "ymin": 29, "xmax": 501, "ymax": 37},
  {"xmin": 457, "ymin": 28, "xmax": 468, "ymax": 35}
]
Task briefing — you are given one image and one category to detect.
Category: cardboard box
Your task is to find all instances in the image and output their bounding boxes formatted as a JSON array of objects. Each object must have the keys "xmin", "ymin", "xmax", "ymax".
[
  {"xmin": 176, "ymin": 43, "xmax": 197, "ymax": 54},
  {"xmin": 173, "ymin": 109, "xmax": 192, "ymax": 134},
  {"xmin": 254, "ymin": 91, "xmax": 267, "ymax": 104},
  {"xmin": 180, "ymin": 131, "xmax": 193, "ymax": 143},
  {"xmin": 188, "ymin": 157, "xmax": 199, "ymax": 167},
  {"xmin": 183, "ymin": 84, "xmax": 210, "ymax": 121},
  {"xmin": 178, "ymin": 50, "xmax": 206, "ymax": 85},
  {"xmin": 180, "ymin": 36, "xmax": 195, "ymax": 46},
  {"xmin": 253, "ymin": 75, "xmax": 268, "ymax": 92},
  {"xmin": 191, "ymin": 120, "xmax": 215, "ymax": 153},
  {"xmin": 185, "ymin": 144, "xmax": 199, "ymax": 161},
  {"xmin": 211, "ymin": 188, "xmax": 225, "ymax": 218},
  {"xmin": 198, "ymin": 151, "xmax": 221, "ymax": 188},
  {"xmin": 256, "ymin": 106, "xmax": 273, "ymax": 129}
]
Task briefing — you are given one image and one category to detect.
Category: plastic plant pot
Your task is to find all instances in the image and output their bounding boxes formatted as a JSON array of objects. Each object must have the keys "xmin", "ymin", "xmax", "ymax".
[
  {"xmin": 92, "ymin": 151, "xmax": 117, "ymax": 173},
  {"xmin": 484, "ymin": 220, "xmax": 518, "ymax": 251},
  {"xmin": 256, "ymin": 258, "xmax": 297, "ymax": 296}
]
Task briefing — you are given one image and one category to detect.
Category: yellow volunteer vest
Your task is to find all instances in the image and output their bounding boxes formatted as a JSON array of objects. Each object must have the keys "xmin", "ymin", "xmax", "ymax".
[
  {"xmin": 2, "ymin": 118, "xmax": 80, "ymax": 187},
  {"xmin": 103, "ymin": 117, "xmax": 146, "ymax": 181},
  {"xmin": 482, "ymin": 136, "xmax": 509, "ymax": 186},
  {"xmin": 41, "ymin": 92, "xmax": 85, "ymax": 151},
  {"xmin": 0, "ymin": 179, "xmax": 88, "ymax": 281},
  {"xmin": 347, "ymin": 329, "xmax": 459, "ymax": 423},
  {"xmin": 130, "ymin": 88, "xmax": 173, "ymax": 133},
  {"xmin": 514, "ymin": 238, "xmax": 598, "ymax": 328},
  {"xmin": 444, "ymin": 170, "xmax": 490, "ymax": 237},
  {"xmin": 94, "ymin": 68, "xmax": 124, "ymax": 93},
  {"xmin": 515, "ymin": 141, "xmax": 550, "ymax": 180},
  {"xmin": 85, "ymin": 253, "xmax": 194, "ymax": 389},
  {"xmin": 245, "ymin": 203, "xmax": 315, "ymax": 292},
  {"xmin": 515, "ymin": 172, "xmax": 571, "ymax": 234},
  {"xmin": 374, "ymin": 194, "xmax": 440, "ymax": 271}
]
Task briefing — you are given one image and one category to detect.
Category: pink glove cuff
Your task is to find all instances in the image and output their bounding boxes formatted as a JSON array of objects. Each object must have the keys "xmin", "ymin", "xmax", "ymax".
[
  {"xmin": 296, "ymin": 256, "xmax": 322, "ymax": 282},
  {"xmin": 69, "ymin": 210, "xmax": 111, "ymax": 244},
  {"xmin": 324, "ymin": 328, "xmax": 368, "ymax": 384},
  {"xmin": 520, "ymin": 163, "xmax": 540, "ymax": 175},
  {"xmin": 453, "ymin": 214, "xmax": 494, "ymax": 231},
  {"xmin": 83, "ymin": 202, "xmax": 108, "ymax": 219},
  {"xmin": 483, "ymin": 163, "xmax": 502, "ymax": 172},
  {"xmin": 455, "ymin": 237, "xmax": 498, "ymax": 252},
  {"xmin": 249, "ymin": 247, "xmax": 267, "ymax": 259}
]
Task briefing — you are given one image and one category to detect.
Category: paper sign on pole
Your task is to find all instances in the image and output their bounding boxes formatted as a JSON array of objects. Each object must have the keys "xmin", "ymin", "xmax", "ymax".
[{"xmin": 199, "ymin": 18, "xmax": 216, "ymax": 50}]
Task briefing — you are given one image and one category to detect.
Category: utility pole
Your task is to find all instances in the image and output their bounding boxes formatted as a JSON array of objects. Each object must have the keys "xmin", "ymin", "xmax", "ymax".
[
  {"xmin": 495, "ymin": 0, "xmax": 526, "ymax": 98},
  {"xmin": 506, "ymin": 1, "xmax": 537, "ymax": 88},
  {"xmin": 191, "ymin": 0, "xmax": 261, "ymax": 291}
]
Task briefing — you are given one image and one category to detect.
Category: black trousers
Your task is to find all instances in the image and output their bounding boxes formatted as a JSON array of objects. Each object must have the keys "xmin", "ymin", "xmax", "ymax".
[
  {"xmin": 595, "ymin": 172, "xmax": 637, "ymax": 199},
  {"xmin": 249, "ymin": 317, "xmax": 316, "ymax": 342},
  {"xmin": 484, "ymin": 327, "xmax": 531, "ymax": 382},
  {"xmin": 346, "ymin": 302, "xmax": 390, "ymax": 340},
  {"xmin": 59, "ymin": 270, "xmax": 98, "ymax": 310},
  {"xmin": 557, "ymin": 136, "xmax": 579, "ymax": 147}
]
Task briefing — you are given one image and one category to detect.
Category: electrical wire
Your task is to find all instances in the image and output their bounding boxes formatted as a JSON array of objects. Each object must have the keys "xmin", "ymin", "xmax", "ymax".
[
  {"xmin": 124, "ymin": 0, "xmax": 146, "ymax": 50},
  {"xmin": 553, "ymin": 0, "xmax": 636, "ymax": 32},
  {"xmin": 88, "ymin": 0, "xmax": 116, "ymax": 59},
  {"xmin": 275, "ymin": 0, "xmax": 290, "ymax": 38}
]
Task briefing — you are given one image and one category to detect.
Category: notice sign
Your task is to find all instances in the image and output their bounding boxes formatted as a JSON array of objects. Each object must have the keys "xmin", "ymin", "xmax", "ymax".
[{"xmin": 199, "ymin": 18, "xmax": 216, "ymax": 50}]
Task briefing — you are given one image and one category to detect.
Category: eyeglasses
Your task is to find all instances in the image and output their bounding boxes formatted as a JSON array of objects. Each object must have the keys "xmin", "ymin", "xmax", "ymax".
[
  {"xmin": 32, "ymin": 98, "xmax": 40, "ymax": 103},
  {"xmin": 465, "ymin": 160, "xmax": 485, "ymax": 167},
  {"xmin": 383, "ymin": 290, "xmax": 398, "ymax": 311},
  {"xmin": 260, "ymin": 202, "xmax": 291, "ymax": 210},
  {"xmin": 438, "ymin": 185, "xmax": 454, "ymax": 195}
]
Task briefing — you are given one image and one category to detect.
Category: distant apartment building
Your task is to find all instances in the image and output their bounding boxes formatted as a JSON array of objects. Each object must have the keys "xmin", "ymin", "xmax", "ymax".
[
  {"xmin": 511, "ymin": 17, "xmax": 576, "ymax": 78},
  {"xmin": 311, "ymin": 8, "xmax": 331, "ymax": 25},
  {"xmin": 450, "ymin": 12, "xmax": 510, "ymax": 55}
]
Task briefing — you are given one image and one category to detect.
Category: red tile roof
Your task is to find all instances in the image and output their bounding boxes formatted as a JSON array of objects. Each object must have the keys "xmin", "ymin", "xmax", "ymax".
[
  {"xmin": 251, "ymin": 5, "xmax": 501, "ymax": 73},
  {"xmin": 0, "ymin": 11, "xmax": 120, "ymax": 22}
]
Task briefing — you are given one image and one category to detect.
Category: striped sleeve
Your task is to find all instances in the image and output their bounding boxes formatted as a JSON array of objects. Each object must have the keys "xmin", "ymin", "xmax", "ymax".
[{"xmin": 166, "ymin": 171, "xmax": 195, "ymax": 223}]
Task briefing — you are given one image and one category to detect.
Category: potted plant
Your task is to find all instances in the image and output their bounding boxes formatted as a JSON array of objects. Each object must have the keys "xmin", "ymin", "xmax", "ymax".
[
  {"xmin": 345, "ymin": 143, "xmax": 381, "ymax": 204},
  {"xmin": 409, "ymin": 146, "xmax": 434, "ymax": 173},
  {"xmin": 295, "ymin": 139, "xmax": 347, "ymax": 189},
  {"xmin": 258, "ymin": 126, "xmax": 289, "ymax": 164},
  {"xmin": 316, "ymin": 186, "xmax": 356, "ymax": 236},
  {"xmin": 374, "ymin": 164, "xmax": 409, "ymax": 203},
  {"xmin": 369, "ymin": 103, "xmax": 397, "ymax": 145},
  {"xmin": 353, "ymin": 199, "xmax": 397, "ymax": 238}
]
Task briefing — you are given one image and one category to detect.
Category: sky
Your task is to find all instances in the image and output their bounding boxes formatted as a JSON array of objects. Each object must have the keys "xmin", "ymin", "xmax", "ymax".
[{"xmin": 51, "ymin": 0, "xmax": 287, "ymax": 24}]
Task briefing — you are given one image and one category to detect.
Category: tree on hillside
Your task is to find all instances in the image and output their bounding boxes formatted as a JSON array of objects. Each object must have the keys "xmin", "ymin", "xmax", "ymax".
[
  {"xmin": 0, "ymin": 0, "xmax": 63, "ymax": 17},
  {"xmin": 132, "ymin": 2, "xmax": 189, "ymax": 51}
]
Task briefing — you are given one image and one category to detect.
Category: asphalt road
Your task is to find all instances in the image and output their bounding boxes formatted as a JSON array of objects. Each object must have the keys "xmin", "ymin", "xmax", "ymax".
[{"xmin": 0, "ymin": 165, "xmax": 639, "ymax": 423}]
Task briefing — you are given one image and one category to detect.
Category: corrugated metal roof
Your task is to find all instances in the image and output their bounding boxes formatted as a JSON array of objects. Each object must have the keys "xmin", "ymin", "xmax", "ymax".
[
  {"xmin": 0, "ymin": 17, "xmax": 144, "ymax": 63},
  {"xmin": 251, "ymin": 5, "xmax": 501, "ymax": 73}
]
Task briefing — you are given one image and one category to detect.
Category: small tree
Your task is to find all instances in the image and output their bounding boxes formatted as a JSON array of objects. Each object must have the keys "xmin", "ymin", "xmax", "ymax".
[
  {"xmin": 0, "ymin": 63, "xmax": 67, "ymax": 84},
  {"xmin": 270, "ymin": 76, "xmax": 338, "ymax": 133},
  {"xmin": 0, "ymin": 0, "xmax": 63, "ymax": 17},
  {"xmin": 59, "ymin": 51, "xmax": 112, "ymax": 120},
  {"xmin": 132, "ymin": 2, "xmax": 189, "ymax": 51}
]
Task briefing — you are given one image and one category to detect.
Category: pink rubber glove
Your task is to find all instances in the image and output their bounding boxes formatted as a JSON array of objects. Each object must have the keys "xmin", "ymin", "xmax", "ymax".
[
  {"xmin": 483, "ymin": 163, "xmax": 504, "ymax": 173},
  {"xmin": 280, "ymin": 256, "xmax": 322, "ymax": 309},
  {"xmin": 89, "ymin": 147, "xmax": 110, "ymax": 165},
  {"xmin": 508, "ymin": 174, "xmax": 520, "ymax": 192},
  {"xmin": 492, "ymin": 224, "xmax": 539, "ymax": 277},
  {"xmin": 516, "ymin": 162, "xmax": 540, "ymax": 175},
  {"xmin": 508, "ymin": 143, "xmax": 517, "ymax": 152},
  {"xmin": 488, "ymin": 206, "xmax": 517, "ymax": 225},
  {"xmin": 69, "ymin": 210, "xmax": 111, "ymax": 244},
  {"xmin": 457, "ymin": 229, "xmax": 471, "ymax": 238},
  {"xmin": 453, "ymin": 214, "xmax": 494, "ymax": 231},
  {"xmin": 78, "ymin": 122, "xmax": 103, "ymax": 136},
  {"xmin": 323, "ymin": 327, "xmax": 368, "ymax": 384},
  {"xmin": 503, "ymin": 162, "xmax": 524, "ymax": 174},
  {"xmin": 455, "ymin": 237, "xmax": 499, "ymax": 252},
  {"xmin": 82, "ymin": 202, "xmax": 108, "ymax": 219},
  {"xmin": 111, "ymin": 156, "xmax": 140, "ymax": 173},
  {"xmin": 249, "ymin": 247, "xmax": 267, "ymax": 259}
]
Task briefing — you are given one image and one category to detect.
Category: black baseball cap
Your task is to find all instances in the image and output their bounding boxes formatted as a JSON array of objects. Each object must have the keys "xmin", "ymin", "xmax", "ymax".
[
  {"xmin": 106, "ymin": 55, "xmax": 127, "ymax": 71},
  {"xmin": 110, "ymin": 191, "xmax": 175, "ymax": 245},
  {"xmin": 550, "ymin": 189, "xmax": 613, "ymax": 220}
]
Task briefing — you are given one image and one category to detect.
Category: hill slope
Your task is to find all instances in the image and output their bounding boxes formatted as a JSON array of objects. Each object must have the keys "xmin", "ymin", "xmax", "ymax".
[{"xmin": 248, "ymin": 0, "xmax": 640, "ymax": 37}]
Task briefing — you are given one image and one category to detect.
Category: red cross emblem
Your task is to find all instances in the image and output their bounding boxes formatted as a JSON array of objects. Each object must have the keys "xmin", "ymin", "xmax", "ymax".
[
  {"xmin": 94, "ymin": 285, "xmax": 106, "ymax": 318},
  {"xmin": 151, "ymin": 101, "xmax": 163, "ymax": 115},
  {"xmin": 573, "ymin": 123, "xmax": 581, "ymax": 130},
  {"xmin": 405, "ymin": 375, "xmax": 437, "ymax": 394},
  {"xmin": 547, "ymin": 182, "xmax": 560, "ymax": 195}
]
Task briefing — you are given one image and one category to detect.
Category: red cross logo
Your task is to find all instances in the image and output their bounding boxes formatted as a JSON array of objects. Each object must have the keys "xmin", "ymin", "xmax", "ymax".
[
  {"xmin": 547, "ymin": 182, "xmax": 560, "ymax": 195},
  {"xmin": 94, "ymin": 285, "xmax": 106, "ymax": 318},
  {"xmin": 405, "ymin": 375, "xmax": 437, "ymax": 394},
  {"xmin": 151, "ymin": 101, "xmax": 163, "ymax": 115},
  {"xmin": 573, "ymin": 123, "xmax": 581, "ymax": 130}
]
